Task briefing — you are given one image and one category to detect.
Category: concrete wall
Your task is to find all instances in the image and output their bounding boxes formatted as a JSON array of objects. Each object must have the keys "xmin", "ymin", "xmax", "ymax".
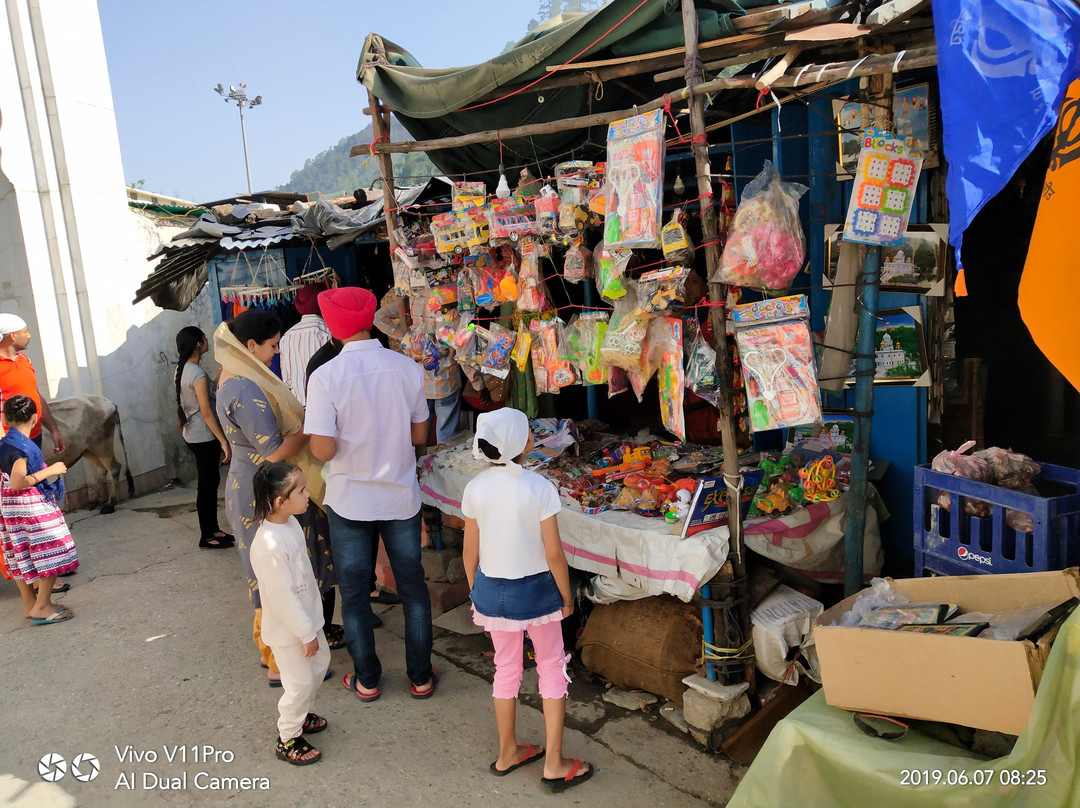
[{"xmin": 0, "ymin": 0, "xmax": 215, "ymax": 506}]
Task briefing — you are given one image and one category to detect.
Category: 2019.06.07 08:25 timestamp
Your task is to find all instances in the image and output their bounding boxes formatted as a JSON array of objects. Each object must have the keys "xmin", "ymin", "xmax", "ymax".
[{"xmin": 900, "ymin": 769, "xmax": 1047, "ymax": 787}]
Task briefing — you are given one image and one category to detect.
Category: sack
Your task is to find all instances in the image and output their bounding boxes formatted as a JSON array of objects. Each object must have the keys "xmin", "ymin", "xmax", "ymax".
[{"xmin": 577, "ymin": 596, "xmax": 702, "ymax": 705}]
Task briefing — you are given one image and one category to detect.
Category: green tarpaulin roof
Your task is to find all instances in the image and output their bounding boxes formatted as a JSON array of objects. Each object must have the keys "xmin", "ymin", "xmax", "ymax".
[{"xmin": 356, "ymin": 0, "xmax": 761, "ymax": 179}]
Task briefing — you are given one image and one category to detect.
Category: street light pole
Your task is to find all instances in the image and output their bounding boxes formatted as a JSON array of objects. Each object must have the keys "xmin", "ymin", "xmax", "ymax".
[{"xmin": 214, "ymin": 83, "xmax": 262, "ymax": 195}]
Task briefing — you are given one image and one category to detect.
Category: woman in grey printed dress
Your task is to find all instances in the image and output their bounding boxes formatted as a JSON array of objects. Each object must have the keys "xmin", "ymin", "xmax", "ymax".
[{"xmin": 214, "ymin": 309, "xmax": 334, "ymax": 686}]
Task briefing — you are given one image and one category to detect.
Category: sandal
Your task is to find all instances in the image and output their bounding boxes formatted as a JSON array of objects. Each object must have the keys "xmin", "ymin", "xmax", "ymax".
[
  {"xmin": 302, "ymin": 713, "xmax": 328, "ymax": 734},
  {"xmin": 490, "ymin": 744, "xmax": 544, "ymax": 776},
  {"xmin": 199, "ymin": 536, "xmax": 232, "ymax": 549},
  {"xmin": 275, "ymin": 735, "xmax": 321, "ymax": 766},
  {"xmin": 325, "ymin": 624, "xmax": 346, "ymax": 650},
  {"xmin": 410, "ymin": 667, "xmax": 440, "ymax": 700},
  {"xmin": 540, "ymin": 759, "xmax": 594, "ymax": 792},
  {"xmin": 343, "ymin": 672, "xmax": 380, "ymax": 703}
]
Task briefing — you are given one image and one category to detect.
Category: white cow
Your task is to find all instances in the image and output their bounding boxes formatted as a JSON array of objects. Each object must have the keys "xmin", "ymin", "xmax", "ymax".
[{"xmin": 41, "ymin": 395, "xmax": 134, "ymax": 514}]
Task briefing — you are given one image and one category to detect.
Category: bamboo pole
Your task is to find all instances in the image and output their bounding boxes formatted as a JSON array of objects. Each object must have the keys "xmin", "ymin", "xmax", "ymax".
[
  {"xmin": 682, "ymin": 0, "xmax": 755, "ymax": 689},
  {"xmin": 351, "ymin": 48, "xmax": 936, "ymax": 158},
  {"xmin": 367, "ymin": 90, "xmax": 400, "ymax": 249}
]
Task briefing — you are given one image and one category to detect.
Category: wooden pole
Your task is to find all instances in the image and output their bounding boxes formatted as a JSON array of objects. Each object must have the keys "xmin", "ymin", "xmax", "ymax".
[
  {"xmin": 352, "ymin": 48, "xmax": 936, "ymax": 158},
  {"xmin": 682, "ymin": 0, "xmax": 754, "ymax": 689},
  {"xmin": 367, "ymin": 90, "xmax": 400, "ymax": 249}
]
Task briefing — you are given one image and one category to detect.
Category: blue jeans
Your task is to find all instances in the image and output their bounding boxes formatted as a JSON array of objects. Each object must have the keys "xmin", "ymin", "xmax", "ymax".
[
  {"xmin": 427, "ymin": 390, "xmax": 462, "ymax": 445},
  {"xmin": 326, "ymin": 507, "xmax": 432, "ymax": 689}
]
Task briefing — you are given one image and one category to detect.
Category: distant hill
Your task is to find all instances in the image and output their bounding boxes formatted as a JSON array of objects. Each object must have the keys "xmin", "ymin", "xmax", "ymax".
[{"xmin": 276, "ymin": 119, "xmax": 437, "ymax": 198}]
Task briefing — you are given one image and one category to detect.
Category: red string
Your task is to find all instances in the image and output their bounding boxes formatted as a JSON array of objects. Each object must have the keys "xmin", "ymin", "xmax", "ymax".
[
  {"xmin": 754, "ymin": 87, "xmax": 770, "ymax": 111},
  {"xmin": 454, "ymin": 0, "xmax": 652, "ymax": 113},
  {"xmin": 663, "ymin": 94, "xmax": 687, "ymax": 144},
  {"xmin": 369, "ymin": 132, "xmax": 389, "ymax": 156}
]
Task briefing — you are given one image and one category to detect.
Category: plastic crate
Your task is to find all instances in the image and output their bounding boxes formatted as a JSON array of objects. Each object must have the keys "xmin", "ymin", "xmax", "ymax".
[{"xmin": 913, "ymin": 461, "xmax": 1080, "ymax": 576}]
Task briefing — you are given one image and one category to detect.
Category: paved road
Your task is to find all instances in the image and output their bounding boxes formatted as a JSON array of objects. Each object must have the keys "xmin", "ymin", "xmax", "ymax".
[{"xmin": 0, "ymin": 483, "xmax": 744, "ymax": 807}]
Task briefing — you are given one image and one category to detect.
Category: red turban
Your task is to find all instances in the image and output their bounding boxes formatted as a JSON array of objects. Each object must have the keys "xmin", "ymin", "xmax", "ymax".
[
  {"xmin": 318, "ymin": 287, "xmax": 376, "ymax": 340},
  {"xmin": 295, "ymin": 283, "xmax": 327, "ymax": 316}
]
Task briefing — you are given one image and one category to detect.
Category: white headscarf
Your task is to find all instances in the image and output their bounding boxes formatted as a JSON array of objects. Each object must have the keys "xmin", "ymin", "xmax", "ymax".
[
  {"xmin": 473, "ymin": 408, "xmax": 530, "ymax": 474},
  {"xmin": 0, "ymin": 314, "xmax": 27, "ymax": 338}
]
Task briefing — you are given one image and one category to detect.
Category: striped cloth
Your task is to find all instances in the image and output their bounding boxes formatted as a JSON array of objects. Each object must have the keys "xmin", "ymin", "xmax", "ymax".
[
  {"xmin": 0, "ymin": 475, "xmax": 78, "ymax": 583},
  {"xmin": 278, "ymin": 315, "xmax": 332, "ymax": 406}
]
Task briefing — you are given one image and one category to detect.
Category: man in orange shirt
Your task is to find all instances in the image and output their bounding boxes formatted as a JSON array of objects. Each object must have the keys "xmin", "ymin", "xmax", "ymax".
[{"xmin": 0, "ymin": 314, "xmax": 65, "ymax": 453}]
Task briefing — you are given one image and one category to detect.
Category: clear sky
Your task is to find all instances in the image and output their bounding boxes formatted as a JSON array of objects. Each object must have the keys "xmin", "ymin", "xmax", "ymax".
[{"xmin": 98, "ymin": 1, "xmax": 534, "ymax": 203}]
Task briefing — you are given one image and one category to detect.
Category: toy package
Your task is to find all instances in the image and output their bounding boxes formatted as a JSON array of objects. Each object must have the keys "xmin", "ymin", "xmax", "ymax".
[
  {"xmin": 714, "ymin": 160, "xmax": 807, "ymax": 290},
  {"xmin": 555, "ymin": 160, "xmax": 604, "ymax": 234},
  {"xmin": 481, "ymin": 323, "xmax": 517, "ymax": 379},
  {"xmin": 563, "ymin": 239, "xmax": 592, "ymax": 283},
  {"xmin": 650, "ymin": 317, "xmax": 686, "ymax": 441},
  {"xmin": 488, "ymin": 197, "xmax": 538, "ymax": 243},
  {"xmin": 511, "ymin": 317, "xmax": 532, "ymax": 372},
  {"xmin": 843, "ymin": 130, "xmax": 923, "ymax": 246},
  {"xmin": 373, "ymin": 294, "xmax": 409, "ymax": 341},
  {"xmin": 604, "ymin": 109, "xmax": 665, "ymax": 249},
  {"xmin": 594, "ymin": 240, "xmax": 633, "ymax": 301},
  {"xmin": 599, "ymin": 289, "xmax": 649, "ymax": 374},
  {"xmin": 516, "ymin": 242, "xmax": 550, "ymax": 313},
  {"xmin": 564, "ymin": 312, "xmax": 610, "ymax": 385},
  {"xmin": 530, "ymin": 318, "xmax": 576, "ymax": 393},
  {"xmin": 732, "ymin": 295, "xmax": 823, "ymax": 432},
  {"xmin": 431, "ymin": 210, "xmax": 470, "ymax": 256},
  {"xmin": 453, "ymin": 181, "xmax": 487, "ymax": 211},
  {"xmin": 534, "ymin": 185, "xmax": 561, "ymax": 235},
  {"xmin": 684, "ymin": 318, "xmax": 722, "ymax": 407},
  {"xmin": 474, "ymin": 248, "xmax": 520, "ymax": 308},
  {"xmin": 661, "ymin": 207, "xmax": 695, "ymax": 266},
  {"xmin": 391, "ymin": 247, "xmax": 417, "ymax": 297},
  {"xmin": 457, "ymin": 266, "xmax": 477, "ymax": 312},
  {"xmin": 635, "ymin": 267, "xmax": 687, "ymax": 317}
]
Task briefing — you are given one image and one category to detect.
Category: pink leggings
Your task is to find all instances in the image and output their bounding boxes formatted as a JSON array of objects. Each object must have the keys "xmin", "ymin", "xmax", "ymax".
[{"xmin": 490, "ymin": 621, "xmax": 568, "ymax": 700}]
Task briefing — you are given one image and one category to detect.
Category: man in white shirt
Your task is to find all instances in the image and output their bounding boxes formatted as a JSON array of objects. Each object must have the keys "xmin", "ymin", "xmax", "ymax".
[
  {"xmin": 279, "ymin": 283, "xmax": 331, "ymax": 406},
  {"xmin": 305, "ymin": 287, "xmax": 438, "ymax": 702}
]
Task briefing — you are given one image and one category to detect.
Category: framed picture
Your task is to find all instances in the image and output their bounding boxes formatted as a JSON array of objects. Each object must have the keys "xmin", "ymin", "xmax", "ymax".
[
  {"xmin": 893, "ymin": 82, "xmax": 939, "ymax": 169},
  {"xmin": 833, "ymin": 98, "xmax": 870, "ymax": 177},
  {"xmin": 824, "ymin": 224, "xmax": 947, "ymax": 295},
  {"xmin": 790, "ymin": 412, "xmax": 856, "ymax": 453},
  {"xmin": 846, "ymin": 307, "xmax": 929, "ymax": 386},
  {"xmin": 832, "ymin": 84, "xmax": 939, "ymax": 177}
]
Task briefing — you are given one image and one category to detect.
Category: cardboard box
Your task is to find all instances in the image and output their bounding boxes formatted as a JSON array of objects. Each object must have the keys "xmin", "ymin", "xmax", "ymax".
[{"xmin": 814, "ymin": 568, "xmax": 1079, "ymax": 735}]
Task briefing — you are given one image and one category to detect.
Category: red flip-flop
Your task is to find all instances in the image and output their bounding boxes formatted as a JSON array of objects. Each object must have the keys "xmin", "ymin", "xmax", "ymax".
[
  {"xmin": 540, "ymin": 759, "xmax": 594, "ymax": 792},
  {"xmin": 489, "ymin": 744, "xmax": 544, "ymax": 776},
  {"xmin": 410, "ymin": 667, "xmax": 440, "ymax": 699},
  {"xmin": 343, "ymin": 672, "xmax": 380, "ymax": 703}
]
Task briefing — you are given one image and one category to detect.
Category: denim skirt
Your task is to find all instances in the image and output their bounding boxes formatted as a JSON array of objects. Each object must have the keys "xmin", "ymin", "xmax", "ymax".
[{"xmin": 470, "ymin": 567, "xmax": 563, "ymax": 622}]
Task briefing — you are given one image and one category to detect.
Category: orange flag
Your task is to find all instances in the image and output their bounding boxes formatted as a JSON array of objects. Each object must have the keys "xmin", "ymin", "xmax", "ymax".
[{"xmin": 1018, "ymin": 78, "xmax": 1080, "ymax": 392}]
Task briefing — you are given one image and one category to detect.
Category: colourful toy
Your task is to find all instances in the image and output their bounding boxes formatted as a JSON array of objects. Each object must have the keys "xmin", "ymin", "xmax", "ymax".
[
  {"xmin": 604, "ymin": 110, "xmax": 665, "ymax": 249},
  {"xmin": 563, "ymin": 239, "xmax": 592, "ymax": 283},
  {"xmin": 594, "ymin": 241, "xmax": 631, "ymax": 301},
  {"xmin": 753, "ymin": 483, "xmax": 795, "ymax": 516},
  {"xmin": 660, "ymin": 207, "xmax": 694, "ymax": 266},
  {"xmin": 733, "ymin": 295, "xmax": 822, "ymax": 433},
  {"xmin": 843, "ymin": 130, "xmax": 923, "ymax": 247},
  {"xmin": 636, "ymin": 267, "xmax": 687, "ymax": 316},
  {"xmin": 650, "ymin": 317, "xmax": 685, "ymax": 442},
  {"xmin": 799, "ymin": 455, "xmax": 840, "ymax": 503},
  {"xmin": 713, "ymin": 160, "xmax": 807, "ymax": 290},
  {"xmin": 489, "ymin": 197, "xmax": 538, "ymax": 242},
  {"xmin": 516, "ymin": 243, "xmax": 549, "ymax": 313}
]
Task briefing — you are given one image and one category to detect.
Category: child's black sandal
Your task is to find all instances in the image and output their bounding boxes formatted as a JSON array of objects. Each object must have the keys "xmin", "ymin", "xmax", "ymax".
[
  {"xmin": 302, "ymin": 713, "xmax": 328, "ymax": 734},
  {"xmin": 276, "ymin": 735, "xmax": 321, "ymax": 766}
]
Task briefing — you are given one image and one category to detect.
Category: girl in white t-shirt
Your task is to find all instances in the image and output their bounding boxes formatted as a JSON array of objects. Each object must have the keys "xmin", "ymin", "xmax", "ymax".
[
  {"xmin": 462, "ymin": 408, "xmax": 593, "ymax": 793},
  {"xmin": 250, "ymin": 462, "xmax": 331, "ymax": 766}
]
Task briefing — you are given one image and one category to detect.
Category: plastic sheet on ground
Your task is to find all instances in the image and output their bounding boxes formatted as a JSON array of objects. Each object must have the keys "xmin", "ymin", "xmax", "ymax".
[{"xmin": 728, "ymin": 608, "xmax": 1080, "ymax": 808}]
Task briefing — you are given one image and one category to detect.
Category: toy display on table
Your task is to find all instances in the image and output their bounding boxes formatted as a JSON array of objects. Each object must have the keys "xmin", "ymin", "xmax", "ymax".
[
  {"xmin": 843, "ymin": 130, "xmax": 923, "ymax": 247},
  {"xmin": 635, "ymin": 267, "xmax": 687, "ymax": 317},
  {"xmin": 563, "ymin": 238, "xmax": 592, "ymax": 283},
  {"xmin": 713, "ymin": 160, "xmax": 808, "ymax": 290},
  {"xmin": 604, "ymin": 109, "xmax": 665, "ymax": 249},
  {"xmin": 661, "ymin": 207, "xmax": 695, "ymax": 266},
  {"xmin": 732, "ymin": 295, "xmax": 823, "ymax": 432}
]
